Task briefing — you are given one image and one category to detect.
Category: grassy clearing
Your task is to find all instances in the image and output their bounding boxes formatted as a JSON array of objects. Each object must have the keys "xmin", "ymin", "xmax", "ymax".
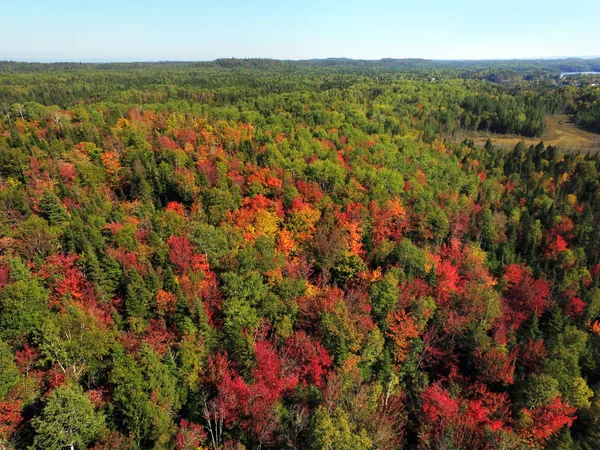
[{"xmin": 457, "ymin": 115, "xmax": 600, "ymax": 152}]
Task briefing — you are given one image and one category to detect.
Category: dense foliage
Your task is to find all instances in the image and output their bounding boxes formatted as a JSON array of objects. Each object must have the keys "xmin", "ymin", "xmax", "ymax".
[
  {"xmin": 572, "ymin": 87, "xmax": 600, "ymax": 133},
  {"xmin": 0, "ymin": 59, "xmax": 600, "ymax": 449}
]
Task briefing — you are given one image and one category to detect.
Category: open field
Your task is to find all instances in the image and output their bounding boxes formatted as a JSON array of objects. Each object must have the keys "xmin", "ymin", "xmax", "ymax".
[{"xmin": 458, "ymin": 115, "xmax": 600, "ymax": 152}]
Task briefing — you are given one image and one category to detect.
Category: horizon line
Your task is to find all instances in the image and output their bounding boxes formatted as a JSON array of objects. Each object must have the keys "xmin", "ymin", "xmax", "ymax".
[{"xmin": 1, "ymin": 55, "xmax": 600, "ymax": 64}]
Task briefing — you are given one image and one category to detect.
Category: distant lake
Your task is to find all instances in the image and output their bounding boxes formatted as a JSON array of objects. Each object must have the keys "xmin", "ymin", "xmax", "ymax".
[{"xmin": 560, "ymin": 71, "xmax": 600, "ymax": 78}]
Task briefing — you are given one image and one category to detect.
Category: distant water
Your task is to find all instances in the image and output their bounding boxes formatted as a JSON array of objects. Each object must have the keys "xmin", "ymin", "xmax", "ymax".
[{"xmin": 560, "ymin": 71, "xmax": 600, "ymax": 78}]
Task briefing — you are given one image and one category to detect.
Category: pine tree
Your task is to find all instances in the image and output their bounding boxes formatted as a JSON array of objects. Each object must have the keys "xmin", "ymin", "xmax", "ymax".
[
  {"xmin": 124, "ymin": 269, "xmax": 153, "ymax": 327},
  {"xmin": 40, "ymin": 191, "xmax": 68, "ymax": 226}
]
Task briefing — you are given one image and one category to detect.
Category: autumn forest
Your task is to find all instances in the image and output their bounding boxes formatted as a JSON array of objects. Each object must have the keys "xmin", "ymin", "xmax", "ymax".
[{"xmin": 1, "ymin": 58, "xmax": 600, "ymax": 449}]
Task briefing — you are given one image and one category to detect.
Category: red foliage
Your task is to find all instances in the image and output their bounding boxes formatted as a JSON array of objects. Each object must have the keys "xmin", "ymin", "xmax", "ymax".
[
  {"xmin": 143, "ymin": 319, "xmax": 175, "ymax": 356},
  {"xmin": 158, "ymin": 135, "xmax": 179, "ymax": 150},
  {"xmin": 421, "ymin": 382, "xmax": 509, "ymax": 449},
  {"xmin": 244, "ymin": 342, "xmax": 298, "ymax": 443},
  {"xmin": 206, "ymin": 354, "xmax": 249, "ymax": 427},
  {"xmin": 246, "ymin": 165, "xmax": 284, "ymax": 194},
  {"xmin": 168, "ymin": 235, "xmax": 195, "ymax": 271},
  {"xmin": 0, "ymin": 263, "xmax": 10, "ymax": 288},
  {"xmin": 369, "ymin": 199, "xmax": 407, "ymax": 246},
  {"xmin": 39, "ymin": 254, "xmax": 113, "ymax": 325},
  {"xmin": 502, "ymin": 264, "xmax": 551, "ymax": 330},
  {"xmin": 15, "ymin": 343, "xmax": 39, "ymax": 374},
  {"xmin": 398, "ymin": 278, "xmax": 430, "ymax": 309},
  {"xmin": 168, "ymin": 235, "xmax": 210, "ymax": 273},
  {"xmin": 87, "ymin": 388, "xmax": 107, "ymax": 408},
  {"xmin": 449, "ymin": 209, "xmax": 472, "ymax": 239},
  {"xmin": 117, "ymin": 330, "xmax": 142, "ymax": 355},
  {"xmin": 295, "ymin": 180, "xmax": 324, "ymax": 203},
  {"xmin": 297, "ymin": 286, "xmax": 343, "ymax": 323},
  {"xmin": 420, "ymin": 327, "xmax": 459, "ymax": 375},
  {"xmin": 197, "ymin": 158, "xmax": 219, "ymax": 186},
  {"xmin": 166, "ymin": 201, "xmax": 186, "ymax": 217},
  {"xmin": 434, "ymin": 257, "xmax": 463, "ymax": 304},
  {"xmin": 206, "ymin": 343, "xmax": 299, "ymax": 446},
  {"xmin": 46, "ymin": 365, "xmax": 67, "ymax": 394},
  {"xmin": 40, "ymin": 253, "xmax": 86, "ymax": 305},
  {"xmin": 519, "ymin": 397, "xmax": 576, "ymax": 446},
  {"xmin": 284, "ymin": 330, "xmax": 332, "ymax": 387},
  {"xmin": 431, "ymin": 238, "xmax": 487, "ymax": 306},
  {"xmin": 545, "ymin": 217, "xmax": 574, "ymax": 259},
  {"xmin": 0, "ymin": 400, "xmax": 22, "ymax": 441},
  {"xmin": 176, "ymin": 129, "xmax": 198, "ymax": 145},
  {"xmin": 107, "ymin": 247, "xmax": 147, "ymax": 275},
  {"xmin": 103, "ymin": 221, "xmax": 123, "ymax": 235},
  {"xmin": 519, "ymin": 339, "xmax": 547, "ymax": 372},
  {"xmin": 167, "ymin": 234, "xmax": 218, "ymax": 318},
  {"xmin": 336, "ymin": 151, "xmax": 351, "ymax": 170},
  {"xmin": 552, "ymin": 217, "xmax": 574, "ymax": 239},
  {"xmin": 565, "ymin": 296, "xmax": 586, "ymax": 318},
  {"xmin": 58, "ymin": 161, "xmax": 77, "ymax": 183},
  {"xmin": 422, "ymin": 383, "xmax": 460, "ymax": 424},
  {"xmin": 175, "ymin": 419, "xmax": 207, "ymax": 450},
  {"xmin": 545, "ymin": 234, "xmax": 568, "ymax": 259}
]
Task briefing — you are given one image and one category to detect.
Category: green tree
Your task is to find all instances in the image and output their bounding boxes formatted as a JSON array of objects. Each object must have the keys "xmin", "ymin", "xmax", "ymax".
[
  {"xmin": 0, "ymin": 257, "xmax": 49, "ymax": 340},
  {"xmin": 32, "ymin": 383, "xmax": 105, "ymax": 450},
  {"xmin": 0, "ymin": 339, "xmax": 18, "ymax": 400},
  {"xmin": 311, "ymin": 406, "xmax": 372, "ymax": 450},
  {"xmin": 109, "ymin": 345, "xmax": 179, "ymax": 448},
  {"xmin": 40, "ymin": 191, "xmax": 68, "ymax": 226},
  {"xmin": 37, "ymin": 307, "xmax": 113, "ymax": 381},
  {"xmin": 369, "ymin": 272, "xmax": 398, "ymax": 326},
  {"xmin": 124, "ymin": 269, "xmax": 154, "ymax": 327}
]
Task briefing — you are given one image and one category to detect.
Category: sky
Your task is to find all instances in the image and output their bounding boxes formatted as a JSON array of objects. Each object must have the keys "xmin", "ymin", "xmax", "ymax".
[{"xmin": 1, "ymin": 0, "xmax": 599, "ymax": 62}]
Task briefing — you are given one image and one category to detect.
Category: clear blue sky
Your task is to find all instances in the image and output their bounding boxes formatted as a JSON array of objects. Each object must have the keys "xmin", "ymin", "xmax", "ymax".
[{"xmin": 2, "ymin": 0, "xmax": 599, "ymax": 62}]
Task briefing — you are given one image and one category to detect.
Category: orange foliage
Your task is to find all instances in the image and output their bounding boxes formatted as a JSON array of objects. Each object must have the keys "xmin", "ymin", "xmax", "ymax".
[{"xmin": 387, "ymin": 309, "xmax": 421, "ymax": 365}]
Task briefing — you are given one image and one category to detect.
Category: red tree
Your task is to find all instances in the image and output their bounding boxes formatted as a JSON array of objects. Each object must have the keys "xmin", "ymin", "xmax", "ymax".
[
  {"xmin": 284, "ymin": 331, "xmax": 332, "ymax": 387},
  {"xmin": 519, "ymin": 397, "xmax": 576, "ymax": 446},
  {"xmin": 502, "ymin": 264, "xmax": 551, "ymax": 330}
]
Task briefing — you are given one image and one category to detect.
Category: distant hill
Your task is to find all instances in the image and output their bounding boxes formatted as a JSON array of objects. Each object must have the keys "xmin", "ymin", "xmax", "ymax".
[{"xmin": 2, "ymin": 57, "xmax": 600, "ymax": 74}]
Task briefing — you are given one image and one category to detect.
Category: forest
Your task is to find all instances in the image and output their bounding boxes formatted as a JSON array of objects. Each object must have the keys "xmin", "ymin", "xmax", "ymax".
[{"xmin": 0, "ymin": 58, "xmax": 600, "ymax": 449}]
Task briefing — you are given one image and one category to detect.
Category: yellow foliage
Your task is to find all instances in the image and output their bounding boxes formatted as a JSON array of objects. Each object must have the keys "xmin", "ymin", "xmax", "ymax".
[
  {"xmin": 253, "ymin": 209, "xmax": 280, "ymax": 239},
  {"xmin": 115, "ymin": 117, "xmax": 130, "ymax": 129}
]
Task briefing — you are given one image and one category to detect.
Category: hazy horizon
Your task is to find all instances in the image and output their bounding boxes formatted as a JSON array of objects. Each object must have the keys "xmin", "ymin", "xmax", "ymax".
[{"xmin": 3, "ymin": 55, "xmax": 600, "ymax": 64}]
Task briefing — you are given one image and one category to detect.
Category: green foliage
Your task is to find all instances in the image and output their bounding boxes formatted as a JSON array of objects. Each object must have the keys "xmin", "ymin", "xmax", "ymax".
[
  {"xmin": 37, "ymin": 307, "xmax": 113, "ymax": 381},
  {"xmin": 40, "ymin": 191, "xmax": 68, "ymax": 226},
  {"xmin": 0, "ymin": 339, "xmax": 18, "ymax": 400},
  {"xmin": 369, "ymin": 272, "xmax": 398, "ymax": 326},
  {"xmin": 311, "ymin": 406, "xmax": 372, "ymax": 450},
  {"xmin": 0, "ymin": 258, "xmax": 49, "ymax": 340},
  {"xmin": 109, "ymin": 346, "xmax": 179, "ymax": 448},
  {"xmin": 124, "ymin": 269, "xmax": 154, "ymax": 327},
  {"xmin": 32, "ymin": 383, "xmax": 105, "ymax": 450}
]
